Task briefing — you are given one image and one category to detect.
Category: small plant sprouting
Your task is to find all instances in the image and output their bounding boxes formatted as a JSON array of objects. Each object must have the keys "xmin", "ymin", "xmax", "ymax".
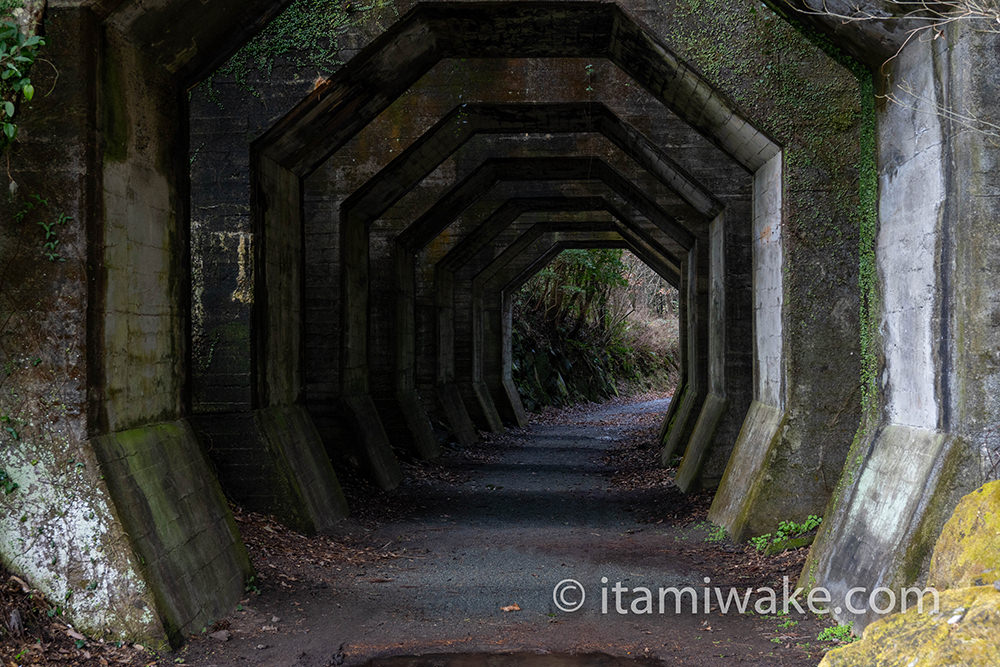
[
  {"xmin": 817, "ymin": 622, "xmax": 857, "ymax": 644},
  {"xmin": 704, "ymin": 522, "xmax": 727, "ymax": 543},
  {"xmin": 0, "ymin": 467, "xmax": 18, "ymax": 494},
  {"xmin": 750, "ymin": 515, "xmax": 822, "ymax": 553},
  {"xmin": 14, "ymin": 194, "xmax": 72, "ymax": 261},
  {"xmin": 38, "ymin": 211, "xmax": 71, "ymax": 262}
]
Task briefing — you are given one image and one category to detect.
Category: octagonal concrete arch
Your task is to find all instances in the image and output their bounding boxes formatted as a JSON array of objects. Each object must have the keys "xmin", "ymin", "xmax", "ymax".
[
  {"xmin": 435, "ymin": 199, "xmax": 683, "ymax": 427},
  {"xmin": 250, "ymin": 0, "xmax": 863, "ymax": 538},
  {"xmin": 391, "ymin": 157, "xmax": 702, "ymax": 434},
  {"xmin": 468, "ymin": 225, "xmax": 682, "ymax": 424},
  {"xmin": 340, "ymin": 102, "xmax": 727, "ymax": 454},
  {"xmin": 250, "ymin": 1, "xmax": 777, "ymax": 444},
  {"xmin": 467, "ymin": 221, "xmax": 682, "ymax": 423}
]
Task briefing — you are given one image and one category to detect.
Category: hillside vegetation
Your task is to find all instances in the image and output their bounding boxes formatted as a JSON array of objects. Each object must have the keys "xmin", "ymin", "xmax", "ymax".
[{"xmin": 512, "ymin": 249, "xmax": 680, "ymax": 411}]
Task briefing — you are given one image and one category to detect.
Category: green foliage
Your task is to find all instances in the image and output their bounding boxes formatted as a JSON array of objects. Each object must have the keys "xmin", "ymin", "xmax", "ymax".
[
  {"xmin": 511, "ymin": 249, "xmax": 678, "ymax": 410},
  {"xmin": 817, "ymin": 622, "xmax": 857, "ymax": 643},
  {"xmin": 244, "ymin": 574, "xmax": 261, "ymax": 595},
  {"xmin": 0, "ymin": 467, "xmax": 18, "ymax": 494},
  {"xmin": 750, "ymin": 515, "xmax": 823, "ymax": 553},
  {"xmin": 856, "ymin": 72, "xmax": 879, "ymax": 420},
  {"xmin": 14, "ymin": 193, "xmax": 70, "ymax": 261},
  {"xmin": 0, "ymin": 15, "xmax": 42, "ymax": 151},
  {"xmin": 704, "ymin": 522, "xmax": 728, "ymax": 543},
  {"xmin": 525, "ymin": 248, "xmax": 628, "ymax": 334}
]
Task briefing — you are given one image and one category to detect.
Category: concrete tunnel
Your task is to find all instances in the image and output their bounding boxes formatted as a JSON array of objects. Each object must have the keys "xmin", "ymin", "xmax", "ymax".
[{"xmin": 0, "ymin": 0, "xmax": 996, "ymax": 649}]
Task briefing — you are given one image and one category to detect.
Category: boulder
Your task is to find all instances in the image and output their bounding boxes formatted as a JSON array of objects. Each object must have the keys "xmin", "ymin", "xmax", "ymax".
[
  {"xmin": 820, "ymin": 585, "xmax": 1000, "ymax": 667},
  {"xmin": 928, "ymin": 480, "xmax": 1000, "ymax": 590}
]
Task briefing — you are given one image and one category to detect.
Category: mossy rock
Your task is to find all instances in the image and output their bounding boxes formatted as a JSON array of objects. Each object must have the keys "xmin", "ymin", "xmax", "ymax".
[
  {"xmin": 929, "ymin": 480, "xmax": 1000, "ymax": 590},
  {"xmin": 820, "ymin": 586, "xmax": 1000, "ymax": 667}
]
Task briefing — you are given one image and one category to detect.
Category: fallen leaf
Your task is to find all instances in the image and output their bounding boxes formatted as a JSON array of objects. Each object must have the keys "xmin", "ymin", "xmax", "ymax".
[{"xmin": 500, "ymin": 603, "xmax": 521, "ymax": 612}]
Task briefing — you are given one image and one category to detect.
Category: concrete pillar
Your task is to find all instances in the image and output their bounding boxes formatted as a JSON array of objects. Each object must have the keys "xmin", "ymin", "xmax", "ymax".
[
  {"xmin": 0, "ymin": 0, "xmax": 343, "ymax": 647},
  {"xmin": 802, "ymin": 27, "xmax": 994, "ymax": 628},
  {"xmin": 674, "ymin": 200, "xmax": 754, "ymax": 491},
  {"xmin": 392, "ymin": 156, "xmax": 698, "ymax": 438}
]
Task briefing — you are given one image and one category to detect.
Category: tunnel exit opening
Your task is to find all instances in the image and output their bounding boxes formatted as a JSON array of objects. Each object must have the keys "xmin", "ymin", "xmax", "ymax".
[{"xmin": 507, "ymin": 248, "xmax": 681, "ymax": 414}]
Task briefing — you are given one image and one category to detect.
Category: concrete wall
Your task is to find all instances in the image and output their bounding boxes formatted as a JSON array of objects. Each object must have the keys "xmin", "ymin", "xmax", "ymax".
[
  {"xmin": 0, "ymin": 0, "xmax": 343, "ymax": 646},
  {"xmin": 0, "ymin": 8, "xmax": 165, "ymax": 642}
]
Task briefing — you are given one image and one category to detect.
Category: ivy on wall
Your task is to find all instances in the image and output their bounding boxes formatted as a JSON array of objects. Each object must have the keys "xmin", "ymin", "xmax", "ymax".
[
  {"xmin": 205, "ymin": 0, "xmax": 395, "ymax": 97},
  {"xmin": 0, "ymin": 0, "xmax": 43, "ymax": 160}
]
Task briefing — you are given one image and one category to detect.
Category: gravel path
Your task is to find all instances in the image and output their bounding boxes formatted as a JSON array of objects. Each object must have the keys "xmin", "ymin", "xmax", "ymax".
[{"xmin": 179, "ymin": 397, "xmax": 829, "ymax": 667}]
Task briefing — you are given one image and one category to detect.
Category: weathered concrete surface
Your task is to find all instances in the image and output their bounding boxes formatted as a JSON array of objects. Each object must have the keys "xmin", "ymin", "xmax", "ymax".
[
  {"xmin": 97, "ymin": 29, "xmax": 187, "ymax": 433},
  {"xmin": 390, "ymin": 154, "xmax": 695, "ymax": 443},
  {"xmin": 104, "ymin": 0, "xmax": 296, "ymax": 83},
  {"xmin": 0, "ymin": 6, "xmax": 167, "ymax": 644},
  {"xmin": 802, "ymin": 424, "xmax": 977, "ymax": 625},
  {"xmin": 674, "ymin": 393, "xmax": 728, "ymax": 490},
  {"xmin": 91, "ymin": 421, "xmax": 252, "ymax": 645},
  {"xmin": 706, "ymin": 401, "xmax": 788, "ymax": 540},
  {"xmin": 249, "ymin": 1, "xmax": 780, "ymax": 467},
  {"xmin": 430, "ymin": 194, "xmax": 686, "ymax": 430},
  {"xmin": 706, "ymin": 154, "xmax": 789, "ymax": 531},
  {"xmin": 658, "ymin": 246, "xmax": 709, "ymax": 468},
  {"xmin": 803, "ymin": 26, "xmax": 996, "ymax": 630},
  {"xmin": 768, "ymin": 0, "xmax": 912, "ymax": 69},
  {"xmin": 190, "ymin": 406, "xmax": 349, "ymax": 534},
  {"xmin": 337, "ymin": 395, "xmax": 404, "ymax": 491},
  {"xmin": 3, "ymin": 0, "xmax": 872, "ymax": 647},
  {"xmin": 0, "ymin": 0, "xmax": 358, "ymax": 647},
  {"xmin": 821, "ymin": 481, "xmax": 1000, "ymax": 666},
  {"xmin": 674, "ymin": 206, "xmax": 753, "ymax": 490},
  {"xmin": 350, "ymin": 100, "xmax": 724, "ymax": 442}
]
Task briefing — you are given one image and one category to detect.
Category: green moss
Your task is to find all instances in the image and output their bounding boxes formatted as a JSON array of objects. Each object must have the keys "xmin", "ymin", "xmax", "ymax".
[
  {"xmin": 856, "ymin": 73, "xmax": 879, "ymax": 420},
  {"xmin": 820, "ymin": 586, "xmax": 1000, "ymax": 667},
  {"xmin": 929, "ymin": 479, "xmax": 1000, "ymax": 590},
  {"xmin": 91, "ymin": 422, "xmax": 252, "ymax": 648}
]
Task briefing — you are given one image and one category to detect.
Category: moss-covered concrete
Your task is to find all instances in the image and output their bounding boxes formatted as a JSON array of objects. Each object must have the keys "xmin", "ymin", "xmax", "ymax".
[
  {"xmin": 802, "ymin": 23, "xmax": 999, "ymax": 632},
  {"xmin": 91, "ymin": 421, "xmax": 253, "ymax": 646},
  {"xmin": 800, "ymin": 425, "xmax": 979, "ymax": 628},
  {"xmin": 675, "ymin": 392, "xmax": 728, "ymax": 491},
  {"xmin": 0, "ymin": 6, "xmax": 168, "ymax": 645},
  {"xmin": 707, "ymin": 401, "xmax": 788, "ymax": 541},
  {"xmin": 337, "ymin": 395, "xmax": 403, "ymax": 491},
  {"xmin": 191, "ymin": 407, "xmax": 349, "ymax": 533}
]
